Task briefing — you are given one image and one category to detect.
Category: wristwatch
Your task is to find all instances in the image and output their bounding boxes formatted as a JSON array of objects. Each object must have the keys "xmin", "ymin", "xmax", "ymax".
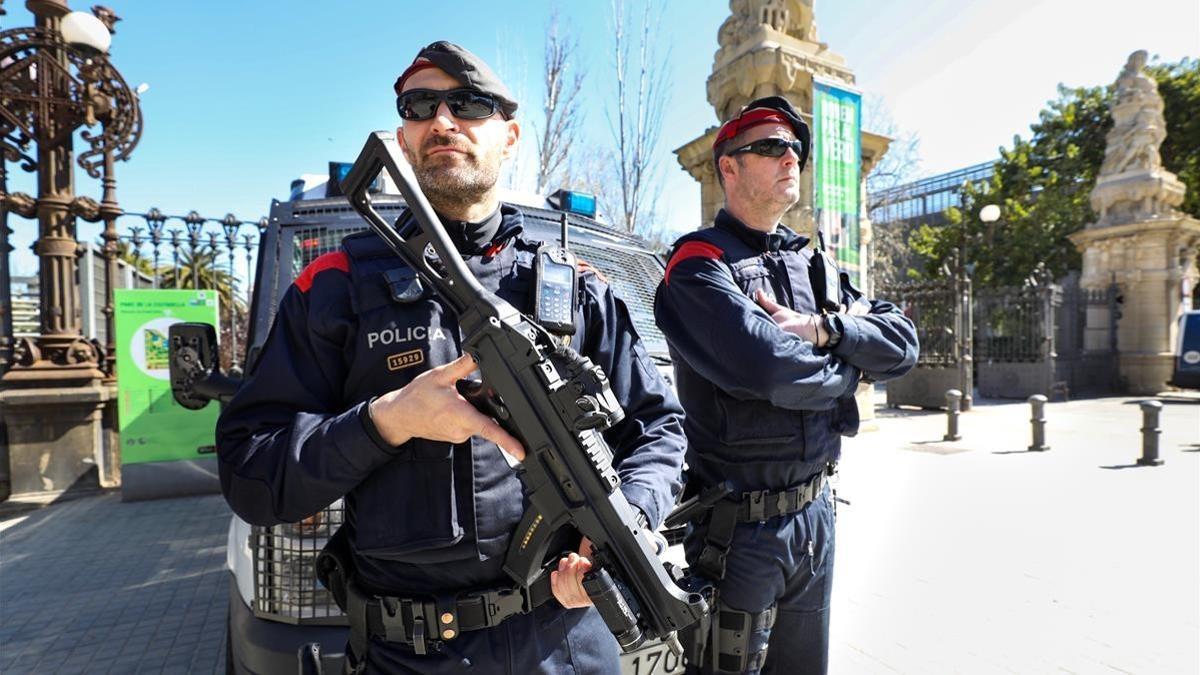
[{"xmin": 822, "ymin": 313, "xmax": 843, "ymax": 349}]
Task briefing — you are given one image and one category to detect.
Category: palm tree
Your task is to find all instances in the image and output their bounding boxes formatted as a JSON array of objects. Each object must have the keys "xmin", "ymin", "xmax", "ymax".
[
  {"xmin": 157, "ymin": 245, "xmax": 249, "ymax": 371},
  {"xmin": 104, "ymin": 238, "xmax": 155, "ymax": 278},
  {"xmin": 156, "ymin": 245, "xmax": 241, "ymax": 311}
]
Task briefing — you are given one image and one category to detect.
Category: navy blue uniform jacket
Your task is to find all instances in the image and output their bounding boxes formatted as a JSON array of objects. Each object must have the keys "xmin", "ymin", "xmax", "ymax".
[
  {"xmin": 654, "ymin": 209, "xmax": 918, "ymax": 492},
  {"xmin": 216, "ymin": 205, "xmax": 686, "ymax": 594}
]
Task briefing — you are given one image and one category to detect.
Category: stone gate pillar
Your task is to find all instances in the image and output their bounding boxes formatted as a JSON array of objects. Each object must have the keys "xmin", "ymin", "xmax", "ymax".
[{"xmin": 1070, "ymin": 50, "xmax": 1200, "ymax": 394}]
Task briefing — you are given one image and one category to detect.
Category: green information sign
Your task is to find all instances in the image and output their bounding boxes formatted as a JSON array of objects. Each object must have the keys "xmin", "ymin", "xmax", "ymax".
[
  {"xmin": 813, "ymin": 78, "xmax": 863, "ymax": 285},
  {"xmin": 114, "ymin": 289, "xmax": 220, "ymax": 465}
]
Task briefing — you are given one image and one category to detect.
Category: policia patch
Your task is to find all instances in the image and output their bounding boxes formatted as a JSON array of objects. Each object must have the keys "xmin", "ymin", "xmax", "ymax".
[{"xmin": 387, "ymin": 349, "xmax": 424, "ymax": 371}]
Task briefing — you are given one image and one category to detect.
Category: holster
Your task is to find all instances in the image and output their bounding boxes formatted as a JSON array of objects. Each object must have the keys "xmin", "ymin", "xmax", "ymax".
[{"xmin": 315, "ymin": 524, "xmax": 354, "ymax": 614}]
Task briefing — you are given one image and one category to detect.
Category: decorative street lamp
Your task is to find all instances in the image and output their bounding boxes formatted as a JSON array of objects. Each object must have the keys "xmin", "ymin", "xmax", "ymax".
[
  {"xmin": 182, "ymin": 210, "xmax": 204, "ymax": 289},
  {"xmin": 167, "ymin": 227, "xmax": 181, "ymax": 277},
  {"xmin": 220, "ymin": 212, "xmax": 239, "ymax": 363},
  {"xmin": 205, "ymin": 230, "xmax": 220, "ymax": 289},
  {"xmin": 0, "ymin": 1, "xmax": 143, "ymax": 498},
  {"xmin": 143, "ymin": 205, "xmax": 165, "ymax": 289},
  {"xmin": 127, "ymin": 224, "xmax": 142, "ymax": 264},
  {"xmin": 0, "ymin": 1, "xmax": 142, "ymax": 384},
  {"xmin": 241, "ymin": 231, "xmax": 255, "ymax": 300}
]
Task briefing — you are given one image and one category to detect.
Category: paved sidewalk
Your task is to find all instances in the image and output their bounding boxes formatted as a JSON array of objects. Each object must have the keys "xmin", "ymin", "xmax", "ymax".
[
  {"xmin": 830, "ymin": 396, "xmax": 1200, "ymax": 674},
  {"xmin": 0, "ymin": 396, "xmax": 1195, "ymax": 674},
  {"xmin": 0, "ymin": 493, "xmax": 230, "ymax": 674}
]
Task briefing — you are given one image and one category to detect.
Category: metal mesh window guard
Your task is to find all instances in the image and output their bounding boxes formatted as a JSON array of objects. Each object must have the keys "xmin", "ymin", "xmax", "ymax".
[{"xmin": 253, "ymin": 500, "xmax": 348, "ymax": 625}]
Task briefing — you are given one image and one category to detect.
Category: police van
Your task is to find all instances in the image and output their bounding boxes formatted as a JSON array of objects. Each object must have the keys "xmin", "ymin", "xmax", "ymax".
[
  {"xmin": 1170, "ymin": 309, "xmax": 1200, "ymax": 389},
  {"xmin": 170, "ymin": 166, "xmax": 687, "ymax": 675}
]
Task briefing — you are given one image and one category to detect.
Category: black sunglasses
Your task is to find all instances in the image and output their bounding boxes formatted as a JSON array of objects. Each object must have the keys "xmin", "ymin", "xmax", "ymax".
[
  {"xmin": 396, "ymin": 88, "xmax": 501, "ymax": 121},
  {"xmin": 727, "ymin": 137, "xmax": 806, "ymax": 159}
]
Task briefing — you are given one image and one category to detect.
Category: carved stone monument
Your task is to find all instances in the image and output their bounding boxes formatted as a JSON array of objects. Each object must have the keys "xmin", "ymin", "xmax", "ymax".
[
  {"xmin": 1070, "ymin": 50, "xmax": 1200, "ymax": 393},
  {"xmin": 674, "ymin": 0, "xmax": 891, "ymax": 423}
]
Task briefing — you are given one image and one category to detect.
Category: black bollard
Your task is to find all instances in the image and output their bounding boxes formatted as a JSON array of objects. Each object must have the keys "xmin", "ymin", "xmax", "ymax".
[
  {"xmin": 1028, "ymin": 394, "xmax": 1049, "ymax": 452},
  {"xmin": 1137, "ymin": 400, "xmax": 1164, "ymax": 466},
  {"xmin": 944, "ymin": 389, "xmax": 962, "ymax": 441}
]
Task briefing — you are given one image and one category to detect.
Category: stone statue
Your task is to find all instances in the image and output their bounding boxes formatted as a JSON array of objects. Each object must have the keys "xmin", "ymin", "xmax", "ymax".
[
  {"xmin": 1089, "ymin": 49, "xmax": 1184, "ymax": 226},
  {"xmin": 716, "ymin": 0, "xmax": 818, "ymax": 63},
  {"xmin": 1099, "ymin": 50, "xmax": 1166, "ymax": 176}
]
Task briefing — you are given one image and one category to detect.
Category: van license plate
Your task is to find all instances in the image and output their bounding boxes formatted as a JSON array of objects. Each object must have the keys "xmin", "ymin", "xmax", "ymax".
[{"xmin": 619, "ymin": 641, "xmax": 685, "ymax": 675}]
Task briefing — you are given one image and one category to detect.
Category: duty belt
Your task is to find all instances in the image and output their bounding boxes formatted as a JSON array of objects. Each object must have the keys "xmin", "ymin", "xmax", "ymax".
[
  {"xmin": 346, "ymin": 573, "xmax": 554, "ymax": 656},
  {"xmin": 737, "ymin": 471, "xmax": 826, "ymax": 523},
  {"xmin": 695, "ymin": 468, "xmax": 830, "ymax": 581}
]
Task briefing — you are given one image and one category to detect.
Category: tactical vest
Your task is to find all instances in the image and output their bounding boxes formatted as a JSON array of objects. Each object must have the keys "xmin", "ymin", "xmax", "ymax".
[
  {"xmin": 666, "ymin": 225, "xmax": 858, "ymax": 491},
  {"xmin": 335, "ymin": 226, "xmax": 583, "ymax": 588}
]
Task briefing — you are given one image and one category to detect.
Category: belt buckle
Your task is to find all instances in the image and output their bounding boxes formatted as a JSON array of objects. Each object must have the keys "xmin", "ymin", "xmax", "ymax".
[
  {"xmin": 480, "ymin": 585, "xmax": 528, "ymax": 628},
  {"xmin": 746, "ymin": 490, "xmax": 767, "ymax": 522},
  {"xmin": 404, "ymin": 598, "xmax": 441, "ymax": 655},
  {"xmin": 412, "ymin": 613, "xmax": 428, "ymax": 655}
]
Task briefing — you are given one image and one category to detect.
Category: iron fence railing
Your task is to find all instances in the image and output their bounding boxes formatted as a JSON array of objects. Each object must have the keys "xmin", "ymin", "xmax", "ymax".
[
  {"xmin": 879, "ymin": 278, "xmax": 964, "ymax": 368},
  {"xmin": 974, "ymin": 285, "xmax": 1058, "ymax": 364}
]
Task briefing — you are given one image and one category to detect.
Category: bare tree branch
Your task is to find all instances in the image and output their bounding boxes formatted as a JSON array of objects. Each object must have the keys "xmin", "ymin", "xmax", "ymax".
[
  {"xmin": 606, "ymin": 0, "xmax": 670, "ymax": 234},
  {"xmin": 534, "ymin": 9, "xmax": 586, "ymax": 194},
  {"xmin": 862, "ymin": 96, "xmax": 926, "ymax": 288}
]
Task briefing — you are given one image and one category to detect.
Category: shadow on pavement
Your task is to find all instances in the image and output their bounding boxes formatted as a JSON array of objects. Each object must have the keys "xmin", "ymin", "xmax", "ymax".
[
  {"xmin": 875, "ymin": 407, "xmax": 944, "ymax": 419},
  {"xmin": 0, "ymin": 466, "xmax": 113, "ymax": 520},
  {"xmin": 1099, "ymin": 463, "xmax": 1162, "ymax": 470},
  {"xmin": 1120, "ymin": 397, "xmax": 1200, "ymax": 406}
]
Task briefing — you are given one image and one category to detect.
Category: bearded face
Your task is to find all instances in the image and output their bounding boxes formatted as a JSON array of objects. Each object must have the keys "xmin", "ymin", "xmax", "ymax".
[
  {"xmin": 396, "ymin": 67, "xmax": 519, "ymax": 218},
  {"xmin": 406, "ymin": 132, "xmax": 505, "ymax": 212}
]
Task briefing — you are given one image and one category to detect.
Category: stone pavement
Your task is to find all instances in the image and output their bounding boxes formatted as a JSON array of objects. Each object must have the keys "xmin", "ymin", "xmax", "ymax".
[
  {"xmin": 0, "ymin": 493, "xmax": 230, "ymax": 674},
  {"xmin": 830, "ymin": 396, "xmax": 1200, "ymax": 674},
  {"xmin": 0, "ymin": 395, "xmax": 1195, "ymax": 674}
]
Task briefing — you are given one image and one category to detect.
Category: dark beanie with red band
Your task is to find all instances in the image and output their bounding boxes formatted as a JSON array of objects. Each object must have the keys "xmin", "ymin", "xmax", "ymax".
[
  {"xmin": 394, "ymin": 41, "xmax": 519, "ymax": 119},
  {"xmin": 713, "ymin": 95, "xmax": 811, "ymax": 172}
]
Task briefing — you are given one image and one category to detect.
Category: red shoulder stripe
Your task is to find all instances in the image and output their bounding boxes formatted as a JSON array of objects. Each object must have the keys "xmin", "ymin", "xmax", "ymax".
[
  {"xmin": 664, "ymin": 241, "xmax": 723, "ymax": 285},
  {"xmin": 294, "ymin": 251, "xmax": 350, "ymax": 292}
]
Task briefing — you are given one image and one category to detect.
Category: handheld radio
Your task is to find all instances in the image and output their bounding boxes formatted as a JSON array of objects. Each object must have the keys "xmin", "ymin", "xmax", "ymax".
[
  {"xmin": 810, "ymin": 229, "xmax": 843, "ymax": 313},
  {"xmin": 533, "ymin": 212, "xmax": 579, "ymax": 336}
]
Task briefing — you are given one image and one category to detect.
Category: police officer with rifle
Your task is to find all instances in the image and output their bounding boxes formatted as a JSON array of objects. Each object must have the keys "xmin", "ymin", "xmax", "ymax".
[{"xmin": 216, "ymin": 42, "xmax": 693, "ymax": 674}]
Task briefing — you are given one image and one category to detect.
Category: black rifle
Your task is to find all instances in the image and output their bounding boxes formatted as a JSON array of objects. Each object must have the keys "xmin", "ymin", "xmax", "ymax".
[{"xmin": 341, "ymin": 132, "xmax": 706, "ymax": 654}]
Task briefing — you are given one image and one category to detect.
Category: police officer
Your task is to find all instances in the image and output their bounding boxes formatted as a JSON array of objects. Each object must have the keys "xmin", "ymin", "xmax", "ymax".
[
  {"xmin": 654, "ymin": 97, "xmax": 919, "ymax": 674},
  {"xmin": 217, "ymin": 41, "xmax": 686, "ymax": 674}
]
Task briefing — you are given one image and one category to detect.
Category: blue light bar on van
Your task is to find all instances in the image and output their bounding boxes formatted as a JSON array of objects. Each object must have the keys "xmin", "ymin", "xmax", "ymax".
[
  {"xmin": 550, "ymin": 189, "xmax": 597, "ymax": 218},
  {"xmin": 326, "ymin": 161, "xmax": 381, "ymax": 197}
]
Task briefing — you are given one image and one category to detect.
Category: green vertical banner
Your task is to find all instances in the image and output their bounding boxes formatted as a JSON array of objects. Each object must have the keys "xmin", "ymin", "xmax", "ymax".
[
  {"xmin": 114, "ymin": 289, "xmax": 220, "ymax": 465},
  {"xmin": 813, "ymin": 78, "xmax": 863, "ymax": 286}
]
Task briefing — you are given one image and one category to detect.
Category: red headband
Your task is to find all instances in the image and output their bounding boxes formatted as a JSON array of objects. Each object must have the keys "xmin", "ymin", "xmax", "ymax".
[
  {"xmin": 714, "ymin": 108, "xmax": 791, "ymax": 148},
  {"xmin": 394, "ymin": 60, "xmax": 438, "ymax": 94}
]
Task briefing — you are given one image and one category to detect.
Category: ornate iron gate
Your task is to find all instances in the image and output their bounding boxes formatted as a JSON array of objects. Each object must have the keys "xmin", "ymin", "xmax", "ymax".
[
  {"xmin": 880, "ymin": 277, "xmax": 973, "ymax": 409},
  {"xmin": 1055, "ymin": 272, "xmax": 1121, "ymax": 396},
  {"xmin": 973, "ymin": 284, "xmax": 1059, "ymax": 398}
]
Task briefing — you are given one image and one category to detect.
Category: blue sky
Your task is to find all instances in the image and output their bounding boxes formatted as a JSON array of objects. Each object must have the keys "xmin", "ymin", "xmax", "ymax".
[{"xmin": 4, "ymin": 0, "xmax": 1197, "ymax": 278}]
